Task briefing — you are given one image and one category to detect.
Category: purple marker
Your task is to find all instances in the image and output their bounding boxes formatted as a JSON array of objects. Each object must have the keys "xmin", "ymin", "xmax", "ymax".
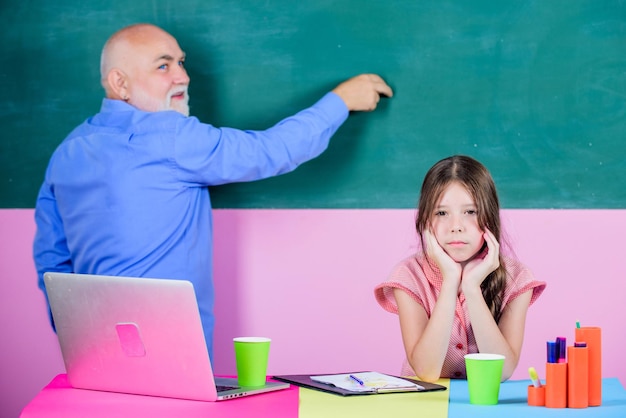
[
  {"xmin": 575, "ymin": 341, "xmax": 587, "ymax": 348},
  {"xmin": 556, "ymin": 337, "xmax": 566, "ymax": 363},
  {"xmin": 547, "ymin": 341, "xmax": 558, "ymax": 363}
]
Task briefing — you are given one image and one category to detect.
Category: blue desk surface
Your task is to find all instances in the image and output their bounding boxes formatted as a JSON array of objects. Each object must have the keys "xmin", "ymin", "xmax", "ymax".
[{"xmin": 450, "ymin": 378, "xmax": 626, "ymax": 417}]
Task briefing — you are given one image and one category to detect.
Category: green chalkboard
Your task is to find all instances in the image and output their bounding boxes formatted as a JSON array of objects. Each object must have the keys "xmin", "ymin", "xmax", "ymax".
[{"xmin": 1, "ymin": 1, "xmax": 624, "ymax": 209}]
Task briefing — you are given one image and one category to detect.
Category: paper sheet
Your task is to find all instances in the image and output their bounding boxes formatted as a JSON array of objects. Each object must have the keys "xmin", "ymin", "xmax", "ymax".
[{"xmin": 311, "ymin": 372, "xmax": 423, "ymax": 393}]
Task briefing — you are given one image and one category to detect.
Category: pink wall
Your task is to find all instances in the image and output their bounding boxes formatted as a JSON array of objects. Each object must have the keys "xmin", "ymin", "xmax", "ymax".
[{"xmin": 2, "ymin": 208, "xmax": 624, "ymax": 416}]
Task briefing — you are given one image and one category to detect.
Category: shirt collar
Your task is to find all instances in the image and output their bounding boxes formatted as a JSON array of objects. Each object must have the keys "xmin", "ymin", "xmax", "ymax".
[
  {"xmin": 100, "ymin": 98, "xmax": 137, "ymax": 113},
  {"xmin": 417, "ymin": 253, "xmax": 444, "ymax": 289}
]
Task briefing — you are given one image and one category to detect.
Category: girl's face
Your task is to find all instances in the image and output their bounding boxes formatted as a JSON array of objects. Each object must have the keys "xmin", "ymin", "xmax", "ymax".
[{"xmin": 430, "ymin": 182, "xmax": 485, "ymax": 265}]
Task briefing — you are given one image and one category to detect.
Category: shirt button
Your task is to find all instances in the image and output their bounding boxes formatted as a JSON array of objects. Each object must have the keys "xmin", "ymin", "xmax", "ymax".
[
  {"xmin": 456, "ymin": 343, "xmax": 463, "ymax": 349},
  {"xmin": 454, "ymin": 372, "xmax": 462, "ymax": 377}
]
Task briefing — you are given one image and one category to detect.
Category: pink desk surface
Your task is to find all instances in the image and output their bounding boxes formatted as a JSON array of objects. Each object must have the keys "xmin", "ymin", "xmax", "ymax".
[{"xmin": 20, "ymin": 374, "xmax": 299, "ymax": 418}]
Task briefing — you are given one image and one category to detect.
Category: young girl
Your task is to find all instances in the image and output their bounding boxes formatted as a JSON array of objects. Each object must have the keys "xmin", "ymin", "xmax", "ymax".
[{"xmin": 374, "ymin": 155, "xmax": 545, "ymax": 382}]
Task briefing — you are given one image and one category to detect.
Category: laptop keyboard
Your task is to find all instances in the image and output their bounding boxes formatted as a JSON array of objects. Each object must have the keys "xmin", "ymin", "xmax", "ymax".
[{"xmin": 216, "ymin": 384, "xmax": 240, "ymax": 392}]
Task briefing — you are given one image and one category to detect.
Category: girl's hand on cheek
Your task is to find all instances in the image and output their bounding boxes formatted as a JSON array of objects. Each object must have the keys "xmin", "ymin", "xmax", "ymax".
[
  {"xmin": 424, "ymin": 229, "xmax": 462, "ymax": 286},
  {"xmin": 461, "ymin": 229, "xmax": 500, "ymax": 291}
]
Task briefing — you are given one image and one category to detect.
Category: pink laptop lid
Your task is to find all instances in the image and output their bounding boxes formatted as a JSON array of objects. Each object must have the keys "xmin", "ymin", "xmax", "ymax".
[{"xmin": 44, "ymin": 272, "xmax": 218, "ymax": 401}]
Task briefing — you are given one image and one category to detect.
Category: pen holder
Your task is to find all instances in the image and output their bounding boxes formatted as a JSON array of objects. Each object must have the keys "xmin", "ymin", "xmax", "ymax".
[
  {"xmin": 575, "ymin": 326, "xmax": 601, "ymax": 406},
  {"xmin": 567, "ymin": 345, "xmax": 589, "ymax": 408},
  {"xmin": 527, "ymin": 385, "xmax": 545, "ymax": 406},
  {"xmin": 545, "ymin": 362, "xmax": 567, "ymax": 408}
]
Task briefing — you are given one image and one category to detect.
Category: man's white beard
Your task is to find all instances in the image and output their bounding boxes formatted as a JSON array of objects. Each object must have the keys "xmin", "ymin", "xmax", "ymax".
[
  {"xmin": 167, "ymin": 87, "xmax": 190, "ymax": 116},
  {"xmin": 132, "ymin": 86, "xmax": 190, "ymax": 117}
]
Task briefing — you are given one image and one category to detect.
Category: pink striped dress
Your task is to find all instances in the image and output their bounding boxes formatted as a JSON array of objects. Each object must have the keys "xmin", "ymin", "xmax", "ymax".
[{"xmin": 374, "ymin": 253, "xmax": 546, "ymax": 379}]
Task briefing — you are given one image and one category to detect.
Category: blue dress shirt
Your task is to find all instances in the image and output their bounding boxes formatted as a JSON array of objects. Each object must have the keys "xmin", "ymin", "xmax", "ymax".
[{"xmin": 33, "ymin": 92, "xmax": 348, "ymax": 359}]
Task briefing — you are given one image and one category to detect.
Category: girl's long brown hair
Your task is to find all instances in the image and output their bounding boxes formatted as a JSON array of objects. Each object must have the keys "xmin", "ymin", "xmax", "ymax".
[{"xmin": 415, "ymin": 155, "xmax": 507, "ymax": 322}]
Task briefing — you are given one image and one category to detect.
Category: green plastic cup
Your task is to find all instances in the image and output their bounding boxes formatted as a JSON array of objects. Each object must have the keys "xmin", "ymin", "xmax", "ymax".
[
  {"xmin": 233, "ymin": 337, "xmax": 271, "ymax": 387},
  {"xmin": 464, "ymin": 353, "xmax": 505, "ymax": 405}
]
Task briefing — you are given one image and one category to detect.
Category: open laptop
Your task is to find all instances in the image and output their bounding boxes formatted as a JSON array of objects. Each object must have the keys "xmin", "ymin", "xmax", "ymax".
[{"xmin": 43, "ymin": 272, "xmax": 289, "ymax": 401}]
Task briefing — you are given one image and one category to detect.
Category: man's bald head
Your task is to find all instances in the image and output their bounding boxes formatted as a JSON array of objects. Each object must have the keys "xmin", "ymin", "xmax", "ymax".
[
  {"xmin": 100, "ymin": 24, "xmax": 166, "ymax": 91},
  {"xmin": 99, "ymin": 24, "xmax": 190, "ymax": 115}
]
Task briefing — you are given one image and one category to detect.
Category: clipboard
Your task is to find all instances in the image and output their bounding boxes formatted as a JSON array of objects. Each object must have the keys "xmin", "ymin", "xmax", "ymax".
[{"xmin": 272, "ymin": 371, "xmax": 447, "ymax": 396}]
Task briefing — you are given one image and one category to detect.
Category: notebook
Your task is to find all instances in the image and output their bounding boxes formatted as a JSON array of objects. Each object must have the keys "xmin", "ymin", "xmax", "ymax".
[
  {"xmin": 273, "ymin": 372, "xmax": 447, "ymax": 396},
  {"xmin": 43, "ymin": 272, "xmax": 289, "ymax": 401}
]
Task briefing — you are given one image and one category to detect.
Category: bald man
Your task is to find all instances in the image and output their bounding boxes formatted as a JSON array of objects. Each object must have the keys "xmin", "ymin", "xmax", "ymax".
[{"xmin": 34, "ymin": 23, "xmax": 392, "ymax": 359}]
